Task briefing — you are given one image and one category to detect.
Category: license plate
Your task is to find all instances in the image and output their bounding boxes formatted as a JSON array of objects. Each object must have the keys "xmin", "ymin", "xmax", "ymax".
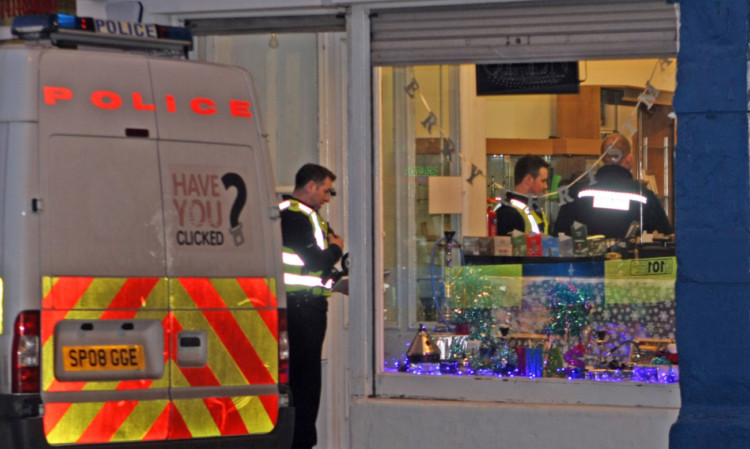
[{"xmin": 62, "ymin": 345, "xmax": 145, "ymax": 372}]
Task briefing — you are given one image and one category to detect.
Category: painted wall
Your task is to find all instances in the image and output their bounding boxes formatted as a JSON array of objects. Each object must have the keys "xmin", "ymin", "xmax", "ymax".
[{"xmin": 669, "ymin": 0, "xmax": 750, "ymax": 446}]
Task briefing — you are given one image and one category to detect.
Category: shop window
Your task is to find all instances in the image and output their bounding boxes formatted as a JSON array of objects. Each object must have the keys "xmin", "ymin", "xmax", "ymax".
[{"xmin": 378, "ymin": 60, "xmax": 678, "ymax": 387}]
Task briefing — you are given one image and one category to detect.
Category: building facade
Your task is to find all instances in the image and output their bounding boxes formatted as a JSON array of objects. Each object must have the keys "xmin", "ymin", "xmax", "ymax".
[{"xmin": 50, "ymin": 0, "xmax": 750, "ymax": 447}]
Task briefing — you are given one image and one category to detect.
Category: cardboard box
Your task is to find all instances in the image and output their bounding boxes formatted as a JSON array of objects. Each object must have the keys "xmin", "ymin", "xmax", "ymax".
[
  {"xmin": 493, "ymin": 236, "xmax": 512, "ymax": 256},
  {"xmin": 588, "ymin": 235, "xmax": 607, "ymax": 256},
  {"xmin": 526, "ymin": 233, "xmax": 543, "ymax": 256},
  {"xmin": 558, "ymin": 234, "xmax": 573, "ymax": 257},
  {"xmin": 462, "ymin": 236, "xmax": 494, "ymax": 255},
  {"xmin": 511, "ymin": 230, "xmax": 527, "ymax": 256},
  {"xmin": 571, "ymin": 221, "xmax": 589, "ymax": 256},
  {"xmin": 542, "ymin": 235, "xmax": 560, "ymax": 257}
]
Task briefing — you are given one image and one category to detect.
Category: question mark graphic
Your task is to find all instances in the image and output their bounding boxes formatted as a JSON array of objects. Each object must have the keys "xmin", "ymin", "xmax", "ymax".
[{"xmin": 221, "ymin": 172, "xmax": 247, "ymax": 246}]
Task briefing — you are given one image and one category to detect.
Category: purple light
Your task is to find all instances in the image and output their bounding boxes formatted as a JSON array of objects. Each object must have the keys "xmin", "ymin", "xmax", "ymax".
[{"xmin": 387, "ymin": 361, "xmax": 678, "ymax": 384}]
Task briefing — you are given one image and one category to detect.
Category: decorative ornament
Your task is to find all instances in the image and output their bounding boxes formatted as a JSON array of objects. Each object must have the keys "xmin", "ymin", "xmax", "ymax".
[
  {"xmin": 545, "ymin": 345, "xmax": 565, "ymax": 378},
  {"xmin": 557, "ymin": 185, "xmax": 575, "ymax": 205},
  {"xmin": 546, "ymin": 283, "xmax": 594, "ymax": 338},
  {"xmin": 604, "ymin": 141, "xmax": 622, "ymax": 163},
  {"xmin": 421, "ymin": 112, "xmax": 438, "ymax": 134},
  {"xmin": 638, "ymin": 81, "xmax": 660, "ymax": 110},
  {"xmin": 466, "ymin": 163, "xmax": 483, "ymax": 184},
  {"xmin": 492, "ymin": 345, "xmax": 519, "ymax": 375},
  {"xmin": 564, "ymin": 344, "xmax": 586, "ymax": 369},
  {"xmin": 446, "ymin": 266, "xmax": 505, "ymax": 340},
  {"xmin": 404, "ymin": 78, "xmax": 419, "ymax": 98},
  {"xmin": 406, "ymin": 324, "xmax": 441, "ymax": 364},
  {"xmin": 441, "ymin": 138, "xmax": 456, "ymax": 159},
  {"xmin": 527, "ymin": 194, "xmax": 539, "ymax": 211},
  {"xmin": 586, "ymin": 167, "xmax": 598, "ymax": 186},
  {"xmin": 622, "ymin": 117, "xmax": 637, "ymax": 137}
]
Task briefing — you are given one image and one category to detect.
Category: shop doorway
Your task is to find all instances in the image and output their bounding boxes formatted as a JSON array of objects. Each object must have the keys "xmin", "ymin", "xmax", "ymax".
[{"xmin": 192, "ymin": 27, "xmax": 349, "ymax": 449}]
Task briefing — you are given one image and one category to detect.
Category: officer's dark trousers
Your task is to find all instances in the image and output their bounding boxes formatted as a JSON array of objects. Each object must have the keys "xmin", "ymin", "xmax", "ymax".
[{"xmin": 287, "ymin": 291, "xmax": 328, "ymax": 449}]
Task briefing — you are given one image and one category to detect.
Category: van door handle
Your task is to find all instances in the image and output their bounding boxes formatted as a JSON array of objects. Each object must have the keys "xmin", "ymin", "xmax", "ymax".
[
  {"xmin": 179, "ymin": 336, "xmax": 201, "ymax": 347},
  {"xmin": 176, "ymin": 330, "xmax": 207, "ymax": 367}
]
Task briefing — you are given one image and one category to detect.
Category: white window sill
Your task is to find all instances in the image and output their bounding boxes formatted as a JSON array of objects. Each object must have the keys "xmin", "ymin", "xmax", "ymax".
[{"xmin": 375, "ymin": 372, "xmax": 680, "ymax": 409}]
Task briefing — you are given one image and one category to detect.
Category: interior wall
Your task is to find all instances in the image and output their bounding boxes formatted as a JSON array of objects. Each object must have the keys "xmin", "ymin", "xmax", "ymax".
[
  {"xmin": 484, "ymin": 94, "xmax": 557, "ymax": 139},
  {"xmin": 582, "ymin": 59, "xmax": 676, "ymax": 91},
  {"xmin": 483, "ymin": 58, "xmax": 676, "ymax": 139}
]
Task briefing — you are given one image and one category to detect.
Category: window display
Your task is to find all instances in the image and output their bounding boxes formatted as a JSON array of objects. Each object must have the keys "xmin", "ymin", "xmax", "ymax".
[
  {"xmin": 388, "ymin": 257, "xmax": 677, "ymax": 384},
  {"xmin": 378, "ymin": 60, "xmax": 677, "ymax": 387}
]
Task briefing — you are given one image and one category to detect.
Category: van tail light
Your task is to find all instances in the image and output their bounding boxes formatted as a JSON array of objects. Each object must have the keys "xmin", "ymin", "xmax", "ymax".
[
  {"xmin": 278, "ymin": 308, "xmax": 289, "ymax": 386},
  {"xmin": 12, "ymin": 311, "xmax": 41, "ymax": 393}
]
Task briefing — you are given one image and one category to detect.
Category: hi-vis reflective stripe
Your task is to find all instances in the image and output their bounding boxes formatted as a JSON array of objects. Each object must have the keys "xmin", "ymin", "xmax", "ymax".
[
  {"xmin": 282, "ymin": 252, "xmax": 305, "ymax": 266},
  {"xmin": 283, "ymin": 273, "xmax": 334, "ymax": 289},
  {"xmin": 279, "ymin": 200, "xmax": 325, "ymax": 250},
  {"xmin": 41, "ymin": 276, "xmax": 279, "ymax": 445},
  {"xmin": 578, "ymin": 188, "xmax": 648, "ymax": 211},
  {"xmin": 509, "ymin": 198, "xmax": 541, "ymax": 234},
  {"xmin": 310, "ymin": 210, "xmax": 325, "ymax": 250}
]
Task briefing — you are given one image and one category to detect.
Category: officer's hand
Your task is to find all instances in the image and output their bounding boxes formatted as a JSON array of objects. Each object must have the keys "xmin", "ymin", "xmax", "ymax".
[{"xmin": 329, "ymin": 233, "xmax": 344, "ymax": 249}]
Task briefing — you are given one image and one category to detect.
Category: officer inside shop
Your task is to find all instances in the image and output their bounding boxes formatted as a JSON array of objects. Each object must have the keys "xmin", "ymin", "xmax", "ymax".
[
  {"xmin": 496, "ymin": 154, "xmax": 551, "ymax": 236},
  {"xmin": 279, "ymin": 163, "xmax": 344, "ymax": 449},
  {"xmin": 553, "ymin": 133, "xmax": 673, "ymax": 239}
]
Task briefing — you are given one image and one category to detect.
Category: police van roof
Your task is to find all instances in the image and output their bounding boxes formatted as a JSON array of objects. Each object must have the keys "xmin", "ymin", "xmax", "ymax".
[{"xmin": 11, "ymin": 14, "xmax": 192, "ymax": 55}]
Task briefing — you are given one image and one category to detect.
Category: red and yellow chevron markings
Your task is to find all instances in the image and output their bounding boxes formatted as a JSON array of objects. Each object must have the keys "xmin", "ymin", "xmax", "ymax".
[{"xmin": 41, "ymin": 276, "xmax": 280, "ymax": 444}]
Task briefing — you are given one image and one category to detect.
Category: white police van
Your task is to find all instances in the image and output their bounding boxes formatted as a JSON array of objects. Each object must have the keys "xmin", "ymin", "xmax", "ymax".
[{"xmin": 0, "ymin": 14, "xmax": 292, "ymax": 449}]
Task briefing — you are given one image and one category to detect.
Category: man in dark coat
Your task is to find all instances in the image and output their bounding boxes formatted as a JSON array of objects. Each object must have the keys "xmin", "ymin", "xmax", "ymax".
[
  {"xmin": 279, "ymin": 164, "xmax": 343, "ymax": 449},
  {"xmin": 553, "ymin": 134, "xmax": 672, "ymax": 239},
  {"xmin": 496, "ymin": 154, "xmax": 551, "ymax": 236}
]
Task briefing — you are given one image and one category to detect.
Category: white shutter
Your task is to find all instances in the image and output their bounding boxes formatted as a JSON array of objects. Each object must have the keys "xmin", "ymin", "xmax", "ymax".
[{"xmin": 371, "ymin": 0, "xmax": 678, "ymax": 65}]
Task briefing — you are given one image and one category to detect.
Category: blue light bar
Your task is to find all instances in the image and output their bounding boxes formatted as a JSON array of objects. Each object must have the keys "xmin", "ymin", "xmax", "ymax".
[
  {"xmin": 10, "ymin": 14, "xmax": 59, "ymax": 34},
  {"xmin": 11, "ymin": 14, "xmax": 192, "ymax": 53}
]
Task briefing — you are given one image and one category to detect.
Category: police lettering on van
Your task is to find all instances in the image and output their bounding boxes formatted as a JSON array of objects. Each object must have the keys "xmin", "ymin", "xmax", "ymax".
[
  {"xmin": 43, "ymin": 86, "xmax": 254, "ymax": 117},
  {"xmin": 94, "ymin": 18, "xmax": 158, "ymax": 38}
]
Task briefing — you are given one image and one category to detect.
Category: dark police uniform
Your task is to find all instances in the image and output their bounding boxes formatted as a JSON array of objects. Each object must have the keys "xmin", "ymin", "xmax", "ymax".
[
  {"xmin": 279, "ymin": 196, "xmax": 342, "ymax": 449},
  {"xmin": 553, "ymin": 164, "xmax": 673, "ymax": 238},
  {"xmin": 496, "ymin": 192, "xmax": 549, "ymax": 236}
]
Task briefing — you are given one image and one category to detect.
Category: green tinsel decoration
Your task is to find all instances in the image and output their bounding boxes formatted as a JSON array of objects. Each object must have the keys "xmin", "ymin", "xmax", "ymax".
[
  {"xmin": 492, "ymin": 345, "xmax": 518, "ymax": 375},
  {"xmin": 445, "ymin": 266, "xmax": 505, "ymax": 339},
  {"xmin": 545, "ymin": 346, "xmax": 565, "ymax": 378},
  {"xmin": 546, "ymin": 283, "xmax": 593, "ymax": 337}
]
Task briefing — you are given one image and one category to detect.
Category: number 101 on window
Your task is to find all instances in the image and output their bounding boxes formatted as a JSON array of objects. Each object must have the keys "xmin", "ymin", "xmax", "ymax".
[{"xmin": 629, "ymin": 258, "xmax": 674, "ymax": 276}]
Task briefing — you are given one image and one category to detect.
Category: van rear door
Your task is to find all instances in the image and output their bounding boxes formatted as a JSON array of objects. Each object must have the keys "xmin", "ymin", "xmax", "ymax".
[
  {"xmin": 149, "ymin": 58, "xmax": 286, "ymax": 439},
  {"xmin": 38, "ymin": 50, "xmax": 172, "ymax": 445}
]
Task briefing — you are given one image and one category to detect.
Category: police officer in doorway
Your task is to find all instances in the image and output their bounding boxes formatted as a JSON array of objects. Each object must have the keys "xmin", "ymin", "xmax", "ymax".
[
  {"xmin": 279, "ymin": 163, "xmax": 343, "ymax": 449},
  {"xmin": 496, "ymin": 154, "xmax": 551, "ymax": 236},
  {"xmin": 553, "ymin": 134, "xmax": 673, "ymax": 239}
]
